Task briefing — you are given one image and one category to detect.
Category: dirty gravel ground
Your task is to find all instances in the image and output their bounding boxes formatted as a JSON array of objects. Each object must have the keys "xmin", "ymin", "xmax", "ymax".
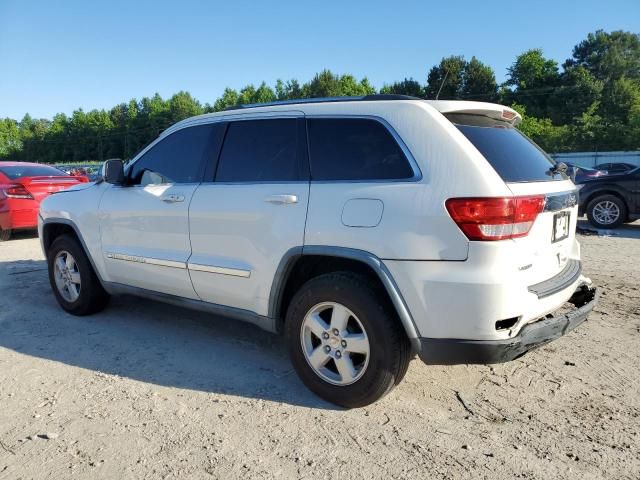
[{"xmin": 1, "ymin": 223, "xmax": 639, "ymax": 480}]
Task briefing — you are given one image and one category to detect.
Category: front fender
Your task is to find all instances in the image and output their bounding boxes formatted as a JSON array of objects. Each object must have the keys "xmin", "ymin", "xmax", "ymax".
[{"xmin": 39, "ymin": 183, "xmax": 109, "ymax": 284}]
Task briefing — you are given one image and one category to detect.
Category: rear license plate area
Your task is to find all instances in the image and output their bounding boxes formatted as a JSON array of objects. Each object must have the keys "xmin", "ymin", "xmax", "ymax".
[{"xmin": 552, "ymin": 211, "xmax": 570, "ymax": 243}]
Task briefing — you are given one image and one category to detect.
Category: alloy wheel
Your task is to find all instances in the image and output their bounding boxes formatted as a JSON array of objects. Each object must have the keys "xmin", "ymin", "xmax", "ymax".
[
  {"xmin": 53, "ymin": 250, "xmax": 82, "ymax": 302},
  {"xmin": 300, "ymin": 302, "xmax": 370, "ymax": 386},
  {"xmin": 592, "ymin": 200, "xmax": 620, "ymax": 225}
]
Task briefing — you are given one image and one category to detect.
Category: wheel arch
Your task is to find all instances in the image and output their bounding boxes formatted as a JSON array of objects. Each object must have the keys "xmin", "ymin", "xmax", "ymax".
[
  {"xmin": 41, "ymin": 218, "xmax": 108, "ymax": 289},
  {"xmin": 269, "ymin": 246, "xmax": 421, "ymax": 349}
]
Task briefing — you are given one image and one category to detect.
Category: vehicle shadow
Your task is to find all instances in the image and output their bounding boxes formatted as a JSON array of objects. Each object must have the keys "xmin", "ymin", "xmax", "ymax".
[
  {"xmin": 577, "ymin": 219, "xmax": 640, "ymax": 240},
  {"xmin": 0, "ymin": 259, "xmax": 338, "ymax": 410}
]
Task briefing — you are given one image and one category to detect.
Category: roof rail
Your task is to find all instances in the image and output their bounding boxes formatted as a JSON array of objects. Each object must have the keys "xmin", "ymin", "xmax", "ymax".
[{"xmin": 223, "ymin": 94, "xmax": 421, "ymax": 111}]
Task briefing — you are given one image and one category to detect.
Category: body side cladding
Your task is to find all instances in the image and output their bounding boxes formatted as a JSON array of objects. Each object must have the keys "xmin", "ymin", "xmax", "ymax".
[{"xmin": 267, "ymin": 246, "xmax": 304, "ymax": 321}]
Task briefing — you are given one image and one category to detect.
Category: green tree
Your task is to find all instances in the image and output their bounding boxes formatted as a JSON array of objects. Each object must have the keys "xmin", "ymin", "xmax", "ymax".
[
  {"xmin": 548, "ymin": 65, "xmax": 603, "ymax": 124},
  {"xmin": 301, "ymin": 70, "xmax": 375, "ymax": 97},
  {"xmin": 167, "ymin": 91, "xmax": 203, "ymax": 124},
  {"xmin": 213, "ymin": 88, "xmax": 240, "ymax": 112},
  {"xmin": 462, "ymin": 57, "xmax": 498, "ymax": 101},
  {"xmin": 251, "ymin": 82, "xmax": 277, "ymax": 104},
  {"xmin": 425, "ymin": 56, "xmax": 466, "ymax": 99},
  {"xmin": 275, "ymin": 79, "xmax": 302, "ymax": 100},
  {"xmin": 425, "ymin": 56, "xmax": 497, "ymax": 101},
  {"xmin": 503, "ymin": 49, "xmax": 560, "ymax": 118},
  {"xmin": 566, "ymin": 30, "xmax": 640, "ymax": 81},
  {"xmin": 511, "ymin": 103, "xmax": 571, "ymax": 152},
  {"xmin": 379, "ymin": 78, "xmax": 425, "ymax": 97},
  {"xmin": 0, "ymin": 118, "xmax": 22, "ymax": 159}
]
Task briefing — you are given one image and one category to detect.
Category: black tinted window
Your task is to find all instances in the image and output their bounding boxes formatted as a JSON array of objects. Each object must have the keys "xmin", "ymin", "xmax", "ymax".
[
  {"xmin": 307, "ymin": 118, "xmax": 414, "ymax": 181},
  {"xmin": 447, "ymin": 114, "xmax": 559, "ymax": 183},
  {"xmin": 215, "ymin": 119, "xmax": 302, "ymax": 182},
  {"xmin": 0, "ymin": 165, "xmax": 67, "ymax": 180},
  {"xmin": 129, "ymin": 124, "xmax": 223, "ymax": 185}
]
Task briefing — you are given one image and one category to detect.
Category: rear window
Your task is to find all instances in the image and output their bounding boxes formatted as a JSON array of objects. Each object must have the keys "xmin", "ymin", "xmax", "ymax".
[
  {"xmin": 446, "ymin": 114, "xmax": 561, "ymax": 183},
  {"xmin": 0, "ymin": 165, "xmax": 67, "ymax": 180},
  {"xmin": 307, "ymin": 118, "xmax": 414, "ymax": 181}
]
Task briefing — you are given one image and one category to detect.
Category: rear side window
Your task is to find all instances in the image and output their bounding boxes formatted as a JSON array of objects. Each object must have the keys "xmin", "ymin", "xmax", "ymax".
[
  {"xmin": 129, "ymin": 124, "xmax": 224, "ymax": 186},
  {"xmin": 447, "ymin": 114, "xmax": 559, "ymax": 183},
  {"xmin": 307, "ymin": 118, "xmax": 414, "ymax": 181},
  {"xmin": 215, "ymin": 119, "xmax": 303, "ymax": 182},
  {"xmin": 0, "ymin": 165, "xmax": 67, "ymax": 180}
]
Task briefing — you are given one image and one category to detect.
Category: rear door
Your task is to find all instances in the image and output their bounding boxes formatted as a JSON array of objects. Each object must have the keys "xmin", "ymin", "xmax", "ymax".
[
  {"xmin": 188, "ymin": 115, "xmax": 309, "ymax": 316},
  {"xmin": 99, "ymin": 123, "xmax": 223, "ymax": 299},
  {"xmin": 450, "ymin": 114, "xmax": 579, "ymax": 286}
]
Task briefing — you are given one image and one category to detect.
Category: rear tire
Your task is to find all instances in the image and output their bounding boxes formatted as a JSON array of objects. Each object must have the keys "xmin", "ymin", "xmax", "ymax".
[
  {"xmin": 47, "ymin": 234, "xmax": 110, "ymax": 315},
  {"xmin": 586, "ymin": 194, "xmax": 626, "ymax": 229},
  {"xmin": 285, "ymin": 272, "xmax": 412, "ymax": 408},
  {"xmin": 0, "ymin": 227, "xmax": 11, "ymax": 241}
]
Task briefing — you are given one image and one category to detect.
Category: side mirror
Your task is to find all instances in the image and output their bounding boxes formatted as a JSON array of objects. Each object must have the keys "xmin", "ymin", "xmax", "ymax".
[{"xmin": 103, "ymin": 159, "xmax": 125, "ymax": 185}]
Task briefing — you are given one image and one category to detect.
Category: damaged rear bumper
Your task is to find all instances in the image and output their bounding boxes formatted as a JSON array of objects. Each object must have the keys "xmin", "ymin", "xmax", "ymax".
[{"xmin": 418, "ymin": 284, "xmax": 599, "ymax": 365}]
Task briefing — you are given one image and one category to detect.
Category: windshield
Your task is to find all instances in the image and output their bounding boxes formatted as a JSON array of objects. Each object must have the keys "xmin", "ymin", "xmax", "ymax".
[
  {"xmin": 0, "ymin": 165, "xmax": 68, "ymax": 180},
  {"xmin": 446, "ymin": 113, "xmax": 563, "ymax": 183}
]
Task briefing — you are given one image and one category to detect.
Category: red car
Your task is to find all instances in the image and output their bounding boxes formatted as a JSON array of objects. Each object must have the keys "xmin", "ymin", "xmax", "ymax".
[{"xmin": 0, "ymin": 162, "xmax": 89, "ymax": 241}]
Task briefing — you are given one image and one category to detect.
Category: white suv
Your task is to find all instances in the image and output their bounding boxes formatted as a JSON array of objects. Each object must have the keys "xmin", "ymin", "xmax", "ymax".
[{"xmin": 39, "ymin": 95, "xmax": 598, "ymax": 407}]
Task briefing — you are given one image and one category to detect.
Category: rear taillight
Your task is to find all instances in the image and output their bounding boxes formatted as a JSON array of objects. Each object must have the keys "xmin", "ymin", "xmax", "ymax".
[
  {"xmin": 445, "ymin": 195, "xmax": 545, "ymax": 241},
  {"xmin": 3, "ymin": 184, "xmax": 34, "ymax": 199}
]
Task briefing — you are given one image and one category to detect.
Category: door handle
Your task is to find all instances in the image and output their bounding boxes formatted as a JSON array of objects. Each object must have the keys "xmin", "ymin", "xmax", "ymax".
[
  {"xmin": 161, "ymin": 194, "xmax": 185, "ymax": 203},
  {"xmin": 264, "ymin": 194, "xmax": 298, "ymax": 205}
]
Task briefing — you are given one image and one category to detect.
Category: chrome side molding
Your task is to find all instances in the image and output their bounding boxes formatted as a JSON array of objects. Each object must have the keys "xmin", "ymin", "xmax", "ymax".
[
  {"xmin": 105, "ymin": 252, "xmax": 251, "ymax": 278},
  {"xmin": 188, "ymin": 263, "xmax": 251, "ymax": 278},
  {"xmin": 105, "ymin": 252, "xmax": 185, "ymax": 269}
]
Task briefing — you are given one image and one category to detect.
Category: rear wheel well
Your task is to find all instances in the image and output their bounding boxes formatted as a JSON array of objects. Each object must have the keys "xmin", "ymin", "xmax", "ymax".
[
  {"xmin": 277, "ymin": 255, "xmax": 399, "ymax": 331},
  {"xmin": 42, "ymin": 223, "xmax": 79, "ymax": 254}
]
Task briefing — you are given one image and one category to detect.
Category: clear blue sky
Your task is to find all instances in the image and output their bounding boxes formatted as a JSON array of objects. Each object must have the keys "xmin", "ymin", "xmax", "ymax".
[{"xmin": 1, "ymin": 0, "xmax": 638, "ymax": 120}]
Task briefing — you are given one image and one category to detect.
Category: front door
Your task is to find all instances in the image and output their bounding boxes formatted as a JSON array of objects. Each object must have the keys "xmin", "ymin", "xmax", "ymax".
[
  {"xmin": 188, "ymin": 116, "xmax": 309, "ymax": 316},
  {"xmin": 99, "ymin": 123, "xmax": 225, "ymax": 299}
]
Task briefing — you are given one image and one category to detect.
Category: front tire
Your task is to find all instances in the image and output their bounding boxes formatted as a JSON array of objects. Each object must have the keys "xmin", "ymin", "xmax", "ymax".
[
  {"xmin": 285, "ymin": 272, "xmax": 412, "ymax": 408},
  {"xmin": 586, "ymin": 194, "xmax": 627, "ymax": 229},
  {"xmin": 0, "ymin": 227, "xmax": 11, "ymax": 241},
  {"xmin": 47, "ymin": 234, "xmax": 110, "ymax": 315}
]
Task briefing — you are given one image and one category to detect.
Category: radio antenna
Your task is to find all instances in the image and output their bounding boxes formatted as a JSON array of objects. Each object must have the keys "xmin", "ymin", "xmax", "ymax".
[{"xmin": 435, "ymin": 68, "xmax": 450, "ymax": 100}]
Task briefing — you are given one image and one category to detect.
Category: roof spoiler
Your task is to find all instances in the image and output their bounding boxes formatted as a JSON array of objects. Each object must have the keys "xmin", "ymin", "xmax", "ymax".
[{"xmin": 425, "ymin": 100, "xmax": 522, "ymax": 125}]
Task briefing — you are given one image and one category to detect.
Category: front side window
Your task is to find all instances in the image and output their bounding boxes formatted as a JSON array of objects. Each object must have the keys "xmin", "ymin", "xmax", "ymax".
[
  {"xmin": 128, "ymin": 124, "xmax": 223, "ymax": 186},
  {"xmin": 307, "ymin": 118, "xmax": 414, "ymax": 181},
  {"xmin": 215, "ymin": 119, "xmax": 302, "ymax": 182}
]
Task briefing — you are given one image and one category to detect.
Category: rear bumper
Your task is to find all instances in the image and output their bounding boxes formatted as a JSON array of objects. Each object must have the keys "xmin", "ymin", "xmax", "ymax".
[
  {"xmin": 418, "ymin": 284, "xmax": 599, "ymax": 364},
  {"xmin": 0, "ymin": 205, "xmax": 39, "ymax": 230}
]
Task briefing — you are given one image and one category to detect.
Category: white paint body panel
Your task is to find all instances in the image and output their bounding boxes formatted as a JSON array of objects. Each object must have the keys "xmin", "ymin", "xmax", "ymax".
[
  {"xmin": 188, "ymin": 182, "xmax": 309, "ymax": 315},
  {"xmin": 98, "ymin": 184, "xmax": 199, "ymax": 299}
]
